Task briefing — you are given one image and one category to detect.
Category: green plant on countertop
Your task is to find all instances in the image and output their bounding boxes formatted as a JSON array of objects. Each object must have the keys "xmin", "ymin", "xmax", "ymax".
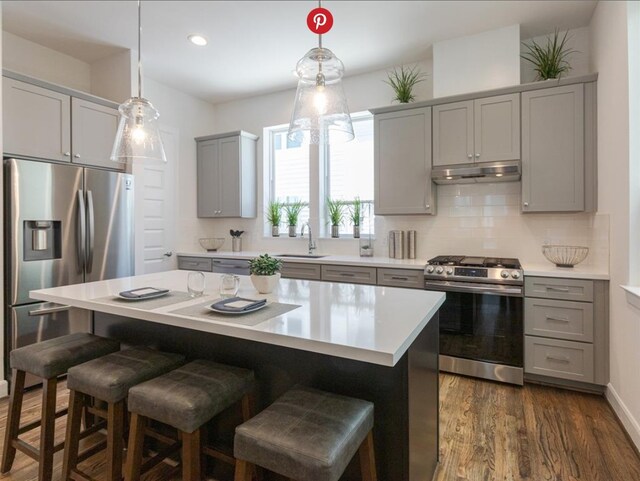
[
  {"xmin": 327, "ymin": 198, "xmax": 345, "ymax": 226},
  {"xmin": 521, "ymin": 29, "xmax": 576, "ymax": 80},
  {"xmin": 284, "ymin": 200, "xmax": 307, "ymax": 226},
  {"xmin": 249, "ymin": 254, "xmax": 283, "ymax": 276},
  {"xmin": 266, "ymin": 201, "xmax": 283, "ymax": 226},
  {"xmin": 384, "ymin": 65, "xmax": 426, "ymax": 103},
  {"xmin": 349, "ymin": 197, "xmax": 363, "ymax": 227}
]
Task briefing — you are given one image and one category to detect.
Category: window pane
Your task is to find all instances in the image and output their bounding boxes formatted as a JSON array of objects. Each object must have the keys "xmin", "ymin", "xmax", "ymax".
[
  {"xmin": 272, "ymin": 129, "xmax": 309, "ymax": 226},
  {"xmin": 327, "ymin": 116, "xmax": 375, "ymax": 235}
]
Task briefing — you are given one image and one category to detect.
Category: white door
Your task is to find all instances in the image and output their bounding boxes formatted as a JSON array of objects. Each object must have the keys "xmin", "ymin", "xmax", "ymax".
[{"xmin": 134, "ymin": 126, "xmax": 178, "ymax": 274}]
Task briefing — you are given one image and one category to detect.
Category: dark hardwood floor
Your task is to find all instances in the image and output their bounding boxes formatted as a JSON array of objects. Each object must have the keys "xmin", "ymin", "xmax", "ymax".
[{"xmin": 0, "ymin": 374, "xmax": 638, "ymax": 480}]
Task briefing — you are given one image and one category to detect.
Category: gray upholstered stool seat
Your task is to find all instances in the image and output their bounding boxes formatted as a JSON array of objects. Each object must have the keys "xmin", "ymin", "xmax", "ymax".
[
  {"xmin": 63, "ymin": 347, "xmax": 185, "ymax": 481},
  {"xmin": 2, "ymin": 333, "xmax": 120, "ymax": 481},
  {"xmin": 234, "ymin": 387, "xmax": 376, "ymax": 481},
  {"xmin": 10, "ymin": 332, "xmax": 120, "ymax": 379},
  {"xmin": 124, "ymin": 360, "xmax": 256, "ymax": 481}
]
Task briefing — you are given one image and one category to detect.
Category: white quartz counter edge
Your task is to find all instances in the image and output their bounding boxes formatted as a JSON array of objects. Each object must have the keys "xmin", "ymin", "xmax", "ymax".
[
  {"xmin": 522, "ymin": 263, "xmax": 610, "ymax": 280},
  {"xmin": 30, "ymin": 272, "xmax": 445, "ymax": 368}
]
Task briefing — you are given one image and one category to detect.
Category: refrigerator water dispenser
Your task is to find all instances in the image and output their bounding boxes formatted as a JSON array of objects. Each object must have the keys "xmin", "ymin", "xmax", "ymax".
[{"xmin": 23, "ymin": 220, "xmax": 61, "ymax": 261}]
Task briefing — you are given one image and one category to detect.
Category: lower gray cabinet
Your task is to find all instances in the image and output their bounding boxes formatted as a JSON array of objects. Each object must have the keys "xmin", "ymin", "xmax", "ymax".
[
  {"xmin": 177, "ymin": 256, "xmax": 213, "ymax": 272},
  {"xmin": 321, "ymin": 265, "xmax": 377, "ymax": 285},
  {"xmin": 377, "ymin": 268, "xmax": 424, "ymax": 289},
  {"xmin": 525, "ymin": 336, "xmax": 594, "ymax": 383},
  {"xmin": 281, "ymin": 262, "xmax": 322, "ymax": 281}
]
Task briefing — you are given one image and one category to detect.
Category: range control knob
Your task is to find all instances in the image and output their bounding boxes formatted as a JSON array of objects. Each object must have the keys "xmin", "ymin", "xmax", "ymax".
[
  {"xmin": 511, "ymin": 271, "xmax": 521, "ymax": 279},
  {"xmin": 435, "ymin": 266, "xmax": 444, "ymax": 274},
  {"xmin": 446, "ymin": 268, "xmax": 454, "ymax": 275},
  {"xmin": 426, "ymin": 266, "xmax": 435, "ymax": 273},
  {"xmin": 500, "ymin": 270, "xmax": 510, "ymax": 279}
]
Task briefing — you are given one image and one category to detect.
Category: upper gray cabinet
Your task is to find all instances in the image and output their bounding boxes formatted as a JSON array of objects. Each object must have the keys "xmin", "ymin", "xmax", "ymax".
[
  {"xmin": 3, "ymin": 76, "xmax": 122, "ymax": 170},
  {"xmin": 196, "ymin": 131, "xmax": 258, "ymax": 218},
  {"xmin": 521, "ymin": 83, "xmax": 595, "ymax": 213},
  {"xmin": 374, "ymin": 106, "xmax": 435, "ymax": 215},
  {"xmin": 433, "ymin": 93, "xmax": 520, "ymax": 167}
]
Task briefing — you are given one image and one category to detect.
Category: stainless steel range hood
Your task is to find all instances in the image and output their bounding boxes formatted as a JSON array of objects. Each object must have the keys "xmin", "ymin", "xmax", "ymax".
[{"xmin": 431, "ymin": 160, "xmax": 521, "ymax": 184}]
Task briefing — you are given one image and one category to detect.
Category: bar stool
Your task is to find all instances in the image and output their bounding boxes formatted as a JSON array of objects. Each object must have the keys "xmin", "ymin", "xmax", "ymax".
[
  {"xmin": 124, "ymin": 359, "xmax": 256, "ymax": 481},
  {"xmin": 1, "ymin": 333, "xmax": 120, "ymax": 481},
  {"xmin": 62, "ymin": 347, "xmax": 185, "ymax": 481},
  {"xmin": 234, "ymin": 387, "xmax": 377, "ymax": 481}
]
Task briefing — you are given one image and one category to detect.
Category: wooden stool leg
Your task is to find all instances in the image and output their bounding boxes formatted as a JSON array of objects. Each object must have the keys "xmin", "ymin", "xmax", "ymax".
[
  {"xmin": 39, "ymin": 377, "xmax": 58, "ymax": 481},
  {"xmin": 234, "ymin": 459, "xmax": 253, "ymax": 481},
  {"xmin": 106, "ymin": 401, "xmax": 125, "ymax": 481},
  {"xmin": 124, "ymin": 413, "xmax": 147, "ymax": 481},
  {"xmin": 1, "ymin": 369, "xmax": 25, "ymax": 473},
  {"xmin": 358, "ymin": 430, "xmax": 377, "ymax": 481},
  {"xmin": 62, "ymin": 390, "xmax": 85, "ymax": 479},
  {"xmin": 182, "ymin": 428, "xmax": 202, "ymax": 481}
]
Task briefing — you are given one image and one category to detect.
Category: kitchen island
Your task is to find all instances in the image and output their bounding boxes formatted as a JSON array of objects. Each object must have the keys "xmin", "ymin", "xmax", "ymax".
[{"xmin": 31, "ymin": 270, "xmax": 444, "ymax": 481}]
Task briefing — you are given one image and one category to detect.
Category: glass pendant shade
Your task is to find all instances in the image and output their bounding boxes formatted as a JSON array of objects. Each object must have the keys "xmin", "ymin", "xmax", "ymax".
[
  {"xmin": 110, "ymin": 97, "xmax": 166, "ymax": 163},
  {"xmin": 288, "ymin": 47, "xmax": 354, "ymax": 144}
]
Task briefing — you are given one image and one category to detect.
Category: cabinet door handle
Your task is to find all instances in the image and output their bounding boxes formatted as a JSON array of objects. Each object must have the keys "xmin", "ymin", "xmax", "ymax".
[
  {"xmin": 546, "ymin": 316, "xmax": 570, "ymax": 323},
  {"xmin": 391, "ymin": 276, "xmax": 409, "ymax": 281},
  {"xmin": 546, "ymin": 355, "xmax": 570, "ymax": 363},
  {"xmin": 546, "ymin": 286, "xmax": 570, "ymax": 292},
  {"xmin": 524, "ymin": 202, "xmax": 529, "ymax": 207},
  {"xmin": 475, "ymin": 153, "xmax": 480, "ymax": 158},
  {"xmin": 340, "ymin": 272, "xmax": 356, "ymax": 277},
  {"xmin": 425, "ymin": 204, "xmax": 430, "ymax": 209},
  {"xmin": 74, "ymin": 154, "xmax": 81, "ymax": 158},
  {"xmin": 64, "ymin": 152, "xmax": 71, "ymax": 157},
  {"xmin": 467, "ymin": 154, "xmax": 472, "ymax": 159}
]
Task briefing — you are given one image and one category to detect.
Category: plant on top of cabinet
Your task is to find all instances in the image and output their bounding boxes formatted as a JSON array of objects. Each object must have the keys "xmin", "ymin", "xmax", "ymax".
[
  {"xmin": 266, "ymin": 200, "xmax": 283, "ymax": 237},
  {"xmin": 521, "ymin": 29, "xmax": 576, "ymax": 81},
  {"xmin": 284, "ymin": 200, "xmax": 307, "ymax": 237},
  {"xmin": 384, "ymin": 65, "xmax": 426, "ymax": 103},
  {"xmin": 349, "ymin": 197, "xmax": 363, "ymax": 238},
  {"xmin": 327, "ymin": 198, "xmax": 345, "ymax": 238}
]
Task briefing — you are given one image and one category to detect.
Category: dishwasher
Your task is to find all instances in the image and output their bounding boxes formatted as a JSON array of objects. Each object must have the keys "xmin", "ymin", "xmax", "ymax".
[{"xmin": 211, "ymin": 258, "xmax": 251, "ymax": 275}]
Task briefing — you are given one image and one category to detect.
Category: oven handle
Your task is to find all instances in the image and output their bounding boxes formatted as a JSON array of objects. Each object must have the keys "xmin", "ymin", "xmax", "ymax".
[{"xmin": 424, "ymin": 280, "xmax": 523, "ymax": 297}]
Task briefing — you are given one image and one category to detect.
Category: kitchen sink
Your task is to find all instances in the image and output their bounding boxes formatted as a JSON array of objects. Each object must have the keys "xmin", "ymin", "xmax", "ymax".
[{"xmin": 276, "ymin": 254, "xmax": 327, "ymax": 259}]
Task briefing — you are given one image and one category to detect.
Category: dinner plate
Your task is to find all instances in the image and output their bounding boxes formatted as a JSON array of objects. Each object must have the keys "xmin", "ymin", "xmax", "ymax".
[{"xmin": 207, "ymin": 302, "xmax": 267, "ymax": 315}]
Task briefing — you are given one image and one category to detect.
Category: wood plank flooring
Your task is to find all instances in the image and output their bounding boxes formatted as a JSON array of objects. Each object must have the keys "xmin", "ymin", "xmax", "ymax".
[{"xmin": 0, "ymin": 374, "xmax": 638, "ymax": 481}]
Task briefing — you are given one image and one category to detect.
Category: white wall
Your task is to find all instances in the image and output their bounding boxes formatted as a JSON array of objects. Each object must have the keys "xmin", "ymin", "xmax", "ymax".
[
  {"xmin": 433, "ymin": 24, "xmax": 521, "ymax": 97},
  {"xmin": 590, "ymin": 0, "xmax": 640, "ymax": 449}
]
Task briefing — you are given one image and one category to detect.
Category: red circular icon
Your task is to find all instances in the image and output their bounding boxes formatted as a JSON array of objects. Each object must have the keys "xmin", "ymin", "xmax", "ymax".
[{"xmin": 307, "ymin": 7, "xmax": 333, "ymax": 34}]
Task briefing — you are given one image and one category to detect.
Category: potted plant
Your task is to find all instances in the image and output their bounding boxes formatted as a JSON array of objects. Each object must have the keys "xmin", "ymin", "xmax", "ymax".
[
  {"xmin": 384, "ymin": 65, "xmax": 426, "ymax": 103},
  {"xmin": 349, "ymin": 197, "xmax": 363, "ymax": 238},
  {"xmin": 248, "ymin": 254, "xmax": 283, "ymax": 294},
  {"xmin": 284, "ymin": 200, "xmax": 306, "ymax": 237},
  {"xmin": 266, "ymin": 201, "xmax": 283, "ymax": 237},
  {"xmin": 521, "ymin": 29, "xmax": 575, "ymax": 80},
  {"xmin": 327, "ymin": 198, "xmax": 345, "ymax": 238}
]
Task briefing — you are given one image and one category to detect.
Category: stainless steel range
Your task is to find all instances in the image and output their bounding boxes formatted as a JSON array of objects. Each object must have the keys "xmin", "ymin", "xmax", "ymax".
[{"xmin": 424, "ymin": 256, "xmax": 524, "ymax": 385}]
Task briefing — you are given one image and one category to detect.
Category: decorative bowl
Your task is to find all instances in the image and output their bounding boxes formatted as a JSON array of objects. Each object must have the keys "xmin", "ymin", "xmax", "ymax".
[
  {"xmin": 199, "ymin": 238, "xmax": 225, "ymax": 252},
  {"xmin": 542, "ymin": 245, "xmax": 589, "ymax": 268}
]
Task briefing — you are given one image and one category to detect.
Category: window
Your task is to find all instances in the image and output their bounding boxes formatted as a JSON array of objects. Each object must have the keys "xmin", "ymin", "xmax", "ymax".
[{"xmin": 265, "ymin": 112, "xmax": 374, "ymax": 238}]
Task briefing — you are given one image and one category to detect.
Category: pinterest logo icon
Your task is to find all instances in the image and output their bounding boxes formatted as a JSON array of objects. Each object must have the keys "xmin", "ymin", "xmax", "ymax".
[{"xmin": 307, "ymin": 7, "xmax": 333, "ymax": 34}]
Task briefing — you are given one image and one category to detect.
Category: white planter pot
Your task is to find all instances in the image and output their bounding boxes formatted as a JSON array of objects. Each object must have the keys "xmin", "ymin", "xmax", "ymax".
[{"xmin": 250, "ymin": 273, "xmax": 281, "ymax": 294}]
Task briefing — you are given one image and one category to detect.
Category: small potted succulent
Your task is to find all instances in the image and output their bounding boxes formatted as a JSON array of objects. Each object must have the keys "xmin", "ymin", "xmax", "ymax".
[
  {"xmin": 266, "ymin": 201, "xmax": 283, "ymax": 237},
  {"xmin": 248, "ymin": 254, "xmax": 283, "ymax": 294},
  {"xmin": 327, "ymin": 198, "xmax": 345, "ymax": 238},
  {"xmin": 349, "ymin": 197, "xmax": 363, "ymax": 239},
  {"xmin": 284, "ymin": 200, "xmax": 306, "ymax": 237}
]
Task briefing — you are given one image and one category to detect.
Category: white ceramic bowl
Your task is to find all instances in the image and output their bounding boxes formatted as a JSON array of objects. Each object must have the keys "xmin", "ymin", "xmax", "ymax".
[
  {"xmin": 199, "ymin": 238, "xmax": 225, "ymax": 252},
  {"xmin": 542, "ymin": 245, "xmax": 589, "ymax": 268}
]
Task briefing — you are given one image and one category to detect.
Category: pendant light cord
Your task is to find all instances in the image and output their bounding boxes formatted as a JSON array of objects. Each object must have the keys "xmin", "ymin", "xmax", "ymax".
[
  {"xmin": 137, "ymin": 0, "xmax": 142, "ymax": 98},
  {"xmin": 317, "ymin": 0, "xmax": 323, "ymax": 50}
]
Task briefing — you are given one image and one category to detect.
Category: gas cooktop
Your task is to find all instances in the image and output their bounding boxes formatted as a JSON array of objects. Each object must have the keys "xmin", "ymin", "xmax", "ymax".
[
  {"xmin": 427, "ymin": 256, "xmax": 521, "ymax": 269},
  {"xmin": 424, "ymin": 255, "xmax": 523, "ymax": 284}
]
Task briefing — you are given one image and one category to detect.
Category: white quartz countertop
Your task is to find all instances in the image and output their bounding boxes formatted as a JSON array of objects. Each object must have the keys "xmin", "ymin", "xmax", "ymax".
[
  {"xmin": 30, "ymin": 270, "xmax": 445, "ymax": 367},
  {"xmin": 521, "ymin": 262, "xmax": 609, "ymax": 280}
]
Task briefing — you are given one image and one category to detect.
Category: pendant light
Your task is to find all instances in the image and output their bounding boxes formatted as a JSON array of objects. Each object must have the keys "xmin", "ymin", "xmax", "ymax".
[
  {"xmin": 111, "ymin": 0, "xmax": 166, "ymax": 163},
  {"xmin": 288, "ymin": 1, "xmax": 354, "ymax": 144}
]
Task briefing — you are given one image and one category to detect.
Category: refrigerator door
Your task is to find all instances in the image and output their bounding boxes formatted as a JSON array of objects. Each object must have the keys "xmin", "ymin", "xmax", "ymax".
[
  {"xmin": 84, "ymin": 168, "xmax": 134, "ymax": 282},
  {"xmin": 5, "ymin": 158, "xmax": 85, "ymax": 306},
  {"xmin": 9, "ymin": 303, "xmax": 92, "ymax": 387}
]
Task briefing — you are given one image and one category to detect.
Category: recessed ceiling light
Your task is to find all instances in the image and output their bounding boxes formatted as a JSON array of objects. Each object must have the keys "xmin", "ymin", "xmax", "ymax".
[{"xmin": 188, "ymin": 34, "xmax": 208, "ymax": 46}]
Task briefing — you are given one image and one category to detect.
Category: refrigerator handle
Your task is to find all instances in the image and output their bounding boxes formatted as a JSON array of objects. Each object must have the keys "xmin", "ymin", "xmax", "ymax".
[
  {"xmin": 86, "ymin": 190, "xmax": 95, "ymax": 274},
  {"xmin": 76, "ymin": 190, "xmax": 86, "ymax": 274}
]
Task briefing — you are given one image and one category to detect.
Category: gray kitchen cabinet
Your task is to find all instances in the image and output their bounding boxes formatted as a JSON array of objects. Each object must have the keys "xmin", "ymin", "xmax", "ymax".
[
  {"xmin": 177, "ymin": 256, "xmax": 213, "ymax": 272},
  {"xmin": 196, "ymin": 131, "xmax": 258, "ymax": 218},
  {"xmin": 373, "ymin": 106, "xmax": 435, "ymax": 215},
  {"xmin": 377, "ymin": 268, "xmax": 424, "ymax": 289},
  {"xmin": 321, "ymin": 265, "xmax": 377, "ymax": 285},
  {"xmin": 3, "ymin": 77, "xmax": 71, "ymax": 162},
  {"xmin": 521, "ymin": 84, "xmax": 587, "ymax": 212},
  {"xmin": 211, "ymin": 258, "xmax": 251, "ymax": 275},
  {"xmin": 524, "ymin": 275, "xmax": 609, "ymax": 390},
  {"xmin": 433, "ymin": 93, "xmax": 520, "ymax": 167},
  {"xmin": 281, "ymin": 262, "xmax": 322, "ymax": 281},
  {"xmin": 71, "ymin": 98, "xmax": 121, "ymax": 170}
]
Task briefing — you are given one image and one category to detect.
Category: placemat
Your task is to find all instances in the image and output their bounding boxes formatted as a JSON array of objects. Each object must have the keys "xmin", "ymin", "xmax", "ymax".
[
  {"xmin": 92, "ymin": 291, "xmax": 194, "ymax": 310},
  {"xmin": 168, "ymin": 299, "xmax": 301, "ymax": 326}
]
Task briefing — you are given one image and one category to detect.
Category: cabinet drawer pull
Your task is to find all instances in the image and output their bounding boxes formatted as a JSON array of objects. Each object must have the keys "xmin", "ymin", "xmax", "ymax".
[
  {"xmin": 546, "ymin": 286, "xmax": 570, "ymax": 292},
  {"xmin": 340, "ymin": 272, "xmax": 356, "ymax": 277},
  {"xmin": 546, "ymin": 316, "xmax": 570, "ymax": 323},
  {"xmin": 390, "ymin": 276, "xmax": 409, "ymax": 281},
  {"xmin": 546, "ymin": 355, "xmax": 570, "ymax": 363}
]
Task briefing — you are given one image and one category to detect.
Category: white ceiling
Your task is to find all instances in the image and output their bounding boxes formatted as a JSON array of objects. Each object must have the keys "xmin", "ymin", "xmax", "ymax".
[{"xmin": 2, "ymin": 1, "xmax": 598, "ymax": 103}]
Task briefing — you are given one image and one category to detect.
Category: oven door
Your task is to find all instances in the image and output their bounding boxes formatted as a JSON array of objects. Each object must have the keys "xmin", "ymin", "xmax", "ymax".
[{"xmin": 425, "ymin": 281, "xmax": 524, "ymax": 368}]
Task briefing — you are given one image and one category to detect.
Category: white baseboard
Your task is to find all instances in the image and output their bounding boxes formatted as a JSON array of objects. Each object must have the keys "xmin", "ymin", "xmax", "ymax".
[
  {"xmin": 0, "ymin": 380, "xmax": 8, "ymax": 398},
  {"xmin": 606, "ymin": 383, "xmax": 640, "ymax": 451}
]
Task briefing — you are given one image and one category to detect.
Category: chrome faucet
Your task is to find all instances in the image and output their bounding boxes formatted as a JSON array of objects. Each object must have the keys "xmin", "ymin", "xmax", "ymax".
[{"xmin": 300, "ymin": 222, "xmax": 317, "ymax": 254}]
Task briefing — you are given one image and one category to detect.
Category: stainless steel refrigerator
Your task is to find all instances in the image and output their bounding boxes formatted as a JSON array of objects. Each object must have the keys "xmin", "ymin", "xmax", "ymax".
[{"xmin": 4, "ymin": 158, "xmax": 134, "ymax": 386}]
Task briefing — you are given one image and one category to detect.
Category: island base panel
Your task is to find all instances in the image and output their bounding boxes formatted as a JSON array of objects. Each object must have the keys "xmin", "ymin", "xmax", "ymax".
[{"xmin": 94, "ymin": 311, "xmax": 439, "ymax": 481}]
